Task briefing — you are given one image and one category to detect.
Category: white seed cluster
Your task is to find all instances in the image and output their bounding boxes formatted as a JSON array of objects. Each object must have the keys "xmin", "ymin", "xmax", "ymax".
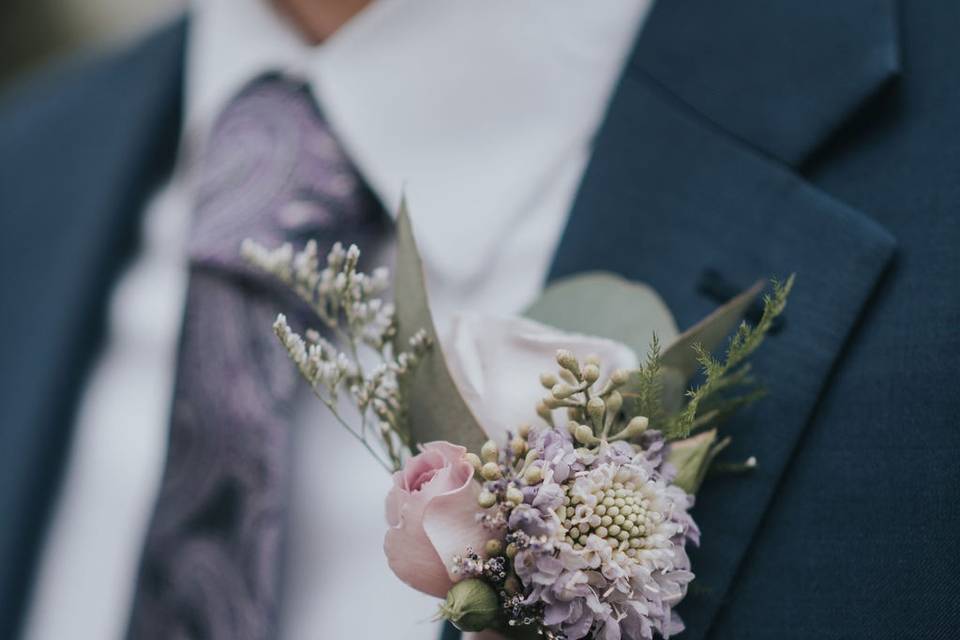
[
  {"xmin": 274, "ymin": 315, "xmax": 353, "ymax": 391},
  {"xmin": 243, "ymin": 239, "xmax": 394, "ymax": 349},
  {"xmin": 560, "ymin": 481, "xmax": 665, "ymax": 559},
  {"xmin": 246, "ymin": 238, "xmax": 430, "ymax": 471}
]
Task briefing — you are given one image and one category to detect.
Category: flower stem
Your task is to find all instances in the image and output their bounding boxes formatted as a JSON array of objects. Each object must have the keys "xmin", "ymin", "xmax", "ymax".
[{"xmin": 312, "ymin": 389, "xmax": 395, "ymax": 473}]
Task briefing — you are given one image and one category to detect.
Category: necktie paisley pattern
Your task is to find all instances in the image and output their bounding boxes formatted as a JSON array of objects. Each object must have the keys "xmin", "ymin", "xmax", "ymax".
[{"xmin": 127, "ymin": 75, "xmax": 386, "ymax": 640}]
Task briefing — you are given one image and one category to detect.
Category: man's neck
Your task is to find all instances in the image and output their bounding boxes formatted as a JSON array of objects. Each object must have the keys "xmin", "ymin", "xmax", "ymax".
[{"xmin": 272, "ymin": 0, "xmax": 372, "ymax": 43}]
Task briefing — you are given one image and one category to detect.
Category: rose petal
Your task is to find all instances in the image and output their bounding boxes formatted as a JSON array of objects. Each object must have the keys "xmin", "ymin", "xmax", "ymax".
[
  {"xmin": 403, "ymin": 449, "xmax": 444, "ymax": 491},
  {"xmin": 383, "ymin": 441, "xmax": 479, "ymax": 597},
  {"xmin": 385, "ymin": 470, "xmax": 405, "ymax": 526},
  {"xmin": 421, "ymin": 466, "xmax": 489, "ymax": 581},
  {"xmin": 384, "ymin": 508, "xmax": 452, "ymax": 597},
  {"xmin": 421, "ymin": 441, "xmax": 470, "ymax": 465}
]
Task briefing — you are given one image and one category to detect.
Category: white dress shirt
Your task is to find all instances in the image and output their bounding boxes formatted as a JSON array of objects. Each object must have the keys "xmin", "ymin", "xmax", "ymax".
[{"xmin": 21, "ymin": 1, "xmax": 651, "ymax": 638}]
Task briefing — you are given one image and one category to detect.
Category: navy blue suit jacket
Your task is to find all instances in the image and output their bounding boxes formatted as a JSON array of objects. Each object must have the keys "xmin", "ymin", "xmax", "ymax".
[{"xmin": 2, "ymin": 2, "xmax": 958, "ymax": 638}]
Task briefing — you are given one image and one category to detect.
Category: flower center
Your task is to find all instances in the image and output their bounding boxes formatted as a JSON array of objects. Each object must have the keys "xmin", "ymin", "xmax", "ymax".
[
  {"xmin": 557, "ymin": 481, "xmax": 665, "ymax": 558},
  {"xmin": 410, "ymin": 467, "xmax": 439, "ymax": 492}
]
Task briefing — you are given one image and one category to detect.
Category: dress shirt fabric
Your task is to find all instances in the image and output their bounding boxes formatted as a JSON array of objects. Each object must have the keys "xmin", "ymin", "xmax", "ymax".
[{"xmin": 21, "ymin": 1, "xmax": 651, "ymax": 638}]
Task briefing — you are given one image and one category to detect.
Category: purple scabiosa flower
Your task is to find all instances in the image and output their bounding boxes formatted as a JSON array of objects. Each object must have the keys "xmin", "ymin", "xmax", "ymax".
[{"xmin": 509, "ymin": 431, "xmax": 698, "ymax": 640}]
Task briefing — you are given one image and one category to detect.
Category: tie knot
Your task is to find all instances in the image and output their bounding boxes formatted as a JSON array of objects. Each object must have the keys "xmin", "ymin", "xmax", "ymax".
[{"xmin": 188, "ymin": 75, "xmax": 384, "ymax": 278}]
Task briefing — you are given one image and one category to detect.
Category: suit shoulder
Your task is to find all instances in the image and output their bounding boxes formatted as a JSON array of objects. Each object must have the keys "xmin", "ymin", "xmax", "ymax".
[{"xmin": 0, "ymin": 17, "xmax": 187, "ymax": 155}]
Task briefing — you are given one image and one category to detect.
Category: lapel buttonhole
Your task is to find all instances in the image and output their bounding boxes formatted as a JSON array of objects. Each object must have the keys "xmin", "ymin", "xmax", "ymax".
[{"xmin": 697, "ymin": 269, "xmax": 784, "ymax": 335}]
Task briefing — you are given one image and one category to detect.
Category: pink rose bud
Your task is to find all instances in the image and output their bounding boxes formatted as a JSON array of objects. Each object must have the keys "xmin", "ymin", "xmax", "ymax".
[{"xmin": 383, "ymin": 441, "xmax": 491, "ymax": 597}]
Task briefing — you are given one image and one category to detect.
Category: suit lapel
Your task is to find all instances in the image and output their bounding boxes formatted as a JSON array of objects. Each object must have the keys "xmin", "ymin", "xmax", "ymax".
[
  {"xmin": 0, "ymin": 18, "xmax": 185, "ymax": 636},
  {"xmin": 551, "ymin": 2, "xmax": 899, "ymax": 637}
]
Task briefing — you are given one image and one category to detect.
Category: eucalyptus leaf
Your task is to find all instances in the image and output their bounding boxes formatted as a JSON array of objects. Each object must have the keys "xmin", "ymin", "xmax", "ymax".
[
  {"xmin": 524, "ymin": 271, "xmax": 679, "ymax": 357},
  {"xmin": 394, "ymin": 199, "xmax": 488, "ymax": 453}
]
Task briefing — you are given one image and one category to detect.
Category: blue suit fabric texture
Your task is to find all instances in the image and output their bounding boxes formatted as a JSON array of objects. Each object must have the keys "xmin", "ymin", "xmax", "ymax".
[{"xmin": 0, "ymin": 2, "xmax": 957, "ymax": 639}]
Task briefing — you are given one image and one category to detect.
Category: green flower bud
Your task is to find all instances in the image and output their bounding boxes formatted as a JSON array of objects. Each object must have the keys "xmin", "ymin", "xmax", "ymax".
[
  {"xmin": 582, "ymin": 364, "xmax": 600, "ymax": 384},
  {"xmin": 505, "ymin": 543, "xmax": 518, "ymax": 558},
  {"xmin": 439, "ymin": 579, "xmax": 499, "ymax": 632},
  {"xmin": 480, "ymin": 440, "xmax": 499, "ymax": 463},
  {"xmin": 551, "ymin": 383, "xmax": 576, "ymax": 399},
  {"xmin": 610, "ymin": 368, "xmax": 630, "ymax": 386},
  {"xmin": 522, "ymin": 448, "xmax": 540, "ymax": 468},
  {"xmin": 510, "ymin": 437, "xmax": 527, "ymax": 456},
  {"xmin": 478, "ymin": 490, "xmax": 497, "ymax": 508},
  {"xmin": 505, "ymin": 486, "xmax": 524, "ymax": 505},
  {"xmin": 465, "ymin": 452, "xmax": 483, "ymax": 473},
  {"xmin": 536, "ymin": 401, "xmax": 553, "ymax": 423},
  {"xmin": 574, "ymin": 424, "xmax": 599, "ymax": 445},
  {"xmin": 605, "ymin": 390, "xmax": 623, "ymax": 415},
  {"xmin": 539, "ymin": 372, "xmax": 558, "ymax": 390},
  {"xmin": 542, "ymin": 396, "xmax": 562, "ymax": 409},
  {"xmin": 585, "ymin": 354, "xmax": 602, "ymax": 367},
  {"xmin": 523, "ymin": 464, "xmax": 543, "ymax": 485},
  {"xmin": 587, "ymin": 397, "xmax": 606, "ymax": 423},
  {"xmin": 504, "ymin": 575, "xmax": 522, "ymax": 595},
  {"xmin": 481, "ymin": 462, "xmax": 502, "ymax": 481},
  {"xmin": 555, "ymin": 349, "xmax": 580, "ymax": 378},
  {"xmin": 517, "ymin": 423, "xmax": 531, "ymax": 438},
  {"xmin": 666, "ymin": 429, "xmax": 721, "ymax": 494},
  {"xmin": 613, "ymin": 415, "xmax": 649, "ymax": 441}
]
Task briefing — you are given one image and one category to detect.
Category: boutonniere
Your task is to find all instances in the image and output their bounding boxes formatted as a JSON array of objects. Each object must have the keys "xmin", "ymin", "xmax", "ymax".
[{"xmin": 243, "ymin": 201, "xmax": 793, "ymax": 640}]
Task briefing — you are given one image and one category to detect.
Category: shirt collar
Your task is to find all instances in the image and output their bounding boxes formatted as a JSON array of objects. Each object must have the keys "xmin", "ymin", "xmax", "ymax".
[{"xmin": 186, "ymin": 0, "xmax": 650, "ymax": 283}]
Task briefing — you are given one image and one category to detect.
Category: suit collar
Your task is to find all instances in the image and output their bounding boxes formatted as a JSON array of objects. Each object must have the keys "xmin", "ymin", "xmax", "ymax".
[
  {"xmin": 632, "ymin": 0, "xmax": 900, "ymax": 167},
  {"xmin": 0, "ymin": 18, "xmax": 185, "ymax": 636},
  {"xmin": 552, "ymin": 2, "xmax": 900, "ymax": 637}
]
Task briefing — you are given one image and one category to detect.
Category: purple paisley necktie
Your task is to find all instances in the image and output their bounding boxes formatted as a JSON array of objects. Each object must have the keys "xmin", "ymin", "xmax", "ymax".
[{"xmin": 127, "ymin": 75, "xmax": 387, "ymax": 640}]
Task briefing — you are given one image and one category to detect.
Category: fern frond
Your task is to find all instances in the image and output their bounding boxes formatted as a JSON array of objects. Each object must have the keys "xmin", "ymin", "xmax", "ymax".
[
  {"xmin": 664, "ymin": 275, "xmax": 793, "ymax": 440},
  {"xmin": 617, "ymin": 333, "xmax": 668, "ymax": 434}
]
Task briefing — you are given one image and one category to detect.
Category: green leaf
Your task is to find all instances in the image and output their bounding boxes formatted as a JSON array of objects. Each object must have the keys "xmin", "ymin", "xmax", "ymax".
[
  {"xmin": 661, "ymin": 279, "xmax": 765, "ymax": 379},
  {"xmin": 394, "ymin": 199, "xmax": 488, "ymax": 453},
  {"xmin": 664, "ymin": 276, "xmax": 793, "ymax": 440},
  {"xmin": 641, "ymin": 279, "xmax": 764, "ymax": 417},
  {"xmin": 667, "ymin": 429, "xmax": 731, "ymax": 494},
  {"xmin": 524, "ymin": 271, "xmax": 679, "ymax": 357},
  {"xmin": 619, "ymin": 282, "xmax": 761, "ymax": 422}
]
